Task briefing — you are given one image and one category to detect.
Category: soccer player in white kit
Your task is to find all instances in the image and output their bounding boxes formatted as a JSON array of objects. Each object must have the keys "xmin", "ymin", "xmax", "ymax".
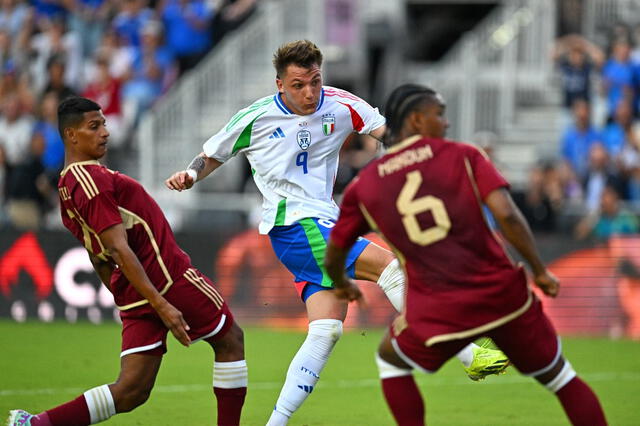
[{"xmin": 166, "ymin": 40, "xmax": 509, "ymax": 425}]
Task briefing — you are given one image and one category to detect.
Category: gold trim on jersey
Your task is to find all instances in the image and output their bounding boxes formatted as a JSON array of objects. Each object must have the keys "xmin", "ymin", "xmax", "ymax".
[
  {"xmin": 385, "ymin": 135, "xmax": 422, "ymax": 154},
  {"xmin": 66, "ymin": 207, "xmax": 109, "ymax": 262},
  {"xmin": 60, "ymin": 160, "xmax": 101, "ymax": 177},
  {"xmin": 183, "ymin": 268, "xmax": 224, "ymax": 308},
  {"xmin": 69, "ymin": 164, "xmax": 98, "ymax": 199},
  {"xmin": 114, "ymin": 206, "xmax": 175, "ymax": 311},
  {"xmin": 424, "ymin": 291, "xmax": 533, "ymax": 347}
]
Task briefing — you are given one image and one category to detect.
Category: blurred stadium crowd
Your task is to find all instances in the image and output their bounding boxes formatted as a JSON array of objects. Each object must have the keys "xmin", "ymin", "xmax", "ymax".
[
  {"xmin": 518, "ymin": 24, "xmax": 640, "ymax": 240},
  {"xmin": 0, "ymin": 0, "xmax": 256, "ymax": 229},
  {"xmin": 4, "ymin": 0, "xmax": 640, "ymax": 246}
]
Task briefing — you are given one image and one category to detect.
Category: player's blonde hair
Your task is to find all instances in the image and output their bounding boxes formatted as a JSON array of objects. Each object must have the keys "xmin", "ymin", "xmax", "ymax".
[{"xmin": 273, "ymin": 40, "xmax": 323, "ymax": 78}]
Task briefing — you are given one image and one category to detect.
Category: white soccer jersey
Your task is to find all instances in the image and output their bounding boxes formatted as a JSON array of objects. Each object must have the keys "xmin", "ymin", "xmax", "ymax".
[{"xmin": 203, "ymin": 86, "xmax": 386, "ymax": 234}]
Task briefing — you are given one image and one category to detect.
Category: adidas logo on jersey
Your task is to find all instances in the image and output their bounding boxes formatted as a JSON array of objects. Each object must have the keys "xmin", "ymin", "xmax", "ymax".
[{"xmin": 268, "ymin": 127, "xmax": 285, "ymax": 139}]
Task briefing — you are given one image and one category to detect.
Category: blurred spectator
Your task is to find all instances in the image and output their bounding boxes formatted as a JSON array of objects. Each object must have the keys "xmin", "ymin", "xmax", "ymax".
[
  {"xmin": 575, "ymin": 183, "xmax": 639, "ymax": 240},
  {"xmin": 582, "ymin": 143, "xmax": 623, "ymax": 213},
  {"xmin": 0, "ymin": 0, "xmax": 30, "ymax": 38},
  {"xmin": 0, "ymin": 60, "xmax": 35, "ymax": 113},
  {"xmin": 552, "ymin": 34, "xmax": 605, "ymax": 110},
  {"xmin": 211, "ymin": 0, "xmax": 256, "ymax": 45},
  {"xmin": 561, "ymin": 97, "xmax": 602, "ymax": 179},
  {"xmin": 121, "ymin": 19, "xmax": 176, "ymax": 127},
  {"xmin": 0, "ymin": 93, "xmax": 42, "ymax": 229},
  {"xmin": 83, "ymin": 54, "xmax": 129, "ymax": 148},
  {"xmin": 601, "ymin": 38, "xmax": 634, "ymax": 119},
  {"xmin": 602, "ymin": 99, "xmax": 634, "ymax": 158},
  {"xmin": 160, "ymin": 0, "xmax": 214, "ymax": 74},
  {"xmin": 67, "ymin": 0, "xmax": 113, "ymax": 58},
  {"xmin": 42, "ymin": 54, "xmax": 77, "ymax": 100},
  {"xmin": 516, "ymin": 160, "xmax": 565, "ymax": 233},
  {"xmin": 30, "ymin": 0, "xmax": 67, "ymax": 22},
  {"xmin": 618, "ymin": 122, "xmax": 640, "ymax": 203},
  {"xmin": 30, "ymin": 16, "xmax": 83, "ymax": 94},
  {"xmin": 31, "ymin": 91, "xmax": 64, "ymax": 184},
  {"xmin": 112, "ymin": 0, "xmax": 153, "ymax": 48},
  {"xmin": 95, "ymin": 28, "xmax": 136, "ymax": 79}
]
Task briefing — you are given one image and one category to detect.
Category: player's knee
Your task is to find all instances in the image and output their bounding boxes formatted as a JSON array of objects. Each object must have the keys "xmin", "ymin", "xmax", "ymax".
[
  {"xmin": 112, "ymin": 383, "xmax": 153, "ymax": 412},
  {"xmin": 308, "ymin": 318, "xmax": 343, "ymax": 344},
  {"xmin": 533, "ymin": 356, "xmax": 577, "ymax": 393},
  {"xmin": 209, "ymin": 321, "xmax": 245, "ymax": 360}
]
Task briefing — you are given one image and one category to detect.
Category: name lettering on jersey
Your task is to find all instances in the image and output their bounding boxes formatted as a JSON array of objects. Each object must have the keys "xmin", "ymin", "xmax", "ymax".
[
  {"xmin": 297, "ymin": 129, "xmax": 311, "ymax": 150},
  {"xmin": 321, "ymin": 114, "xmax": 335, "ymax": 136},
  {"xmin": 268, "ymin": 127, "xmax": 286, "ymax": 140},
  {"xmin": 59, "ymin": 187, "xmax": 71, "ymax": 201},
  {"xmin": 377, "ymin": 145, "xmax": 434, "ymax": 177}
]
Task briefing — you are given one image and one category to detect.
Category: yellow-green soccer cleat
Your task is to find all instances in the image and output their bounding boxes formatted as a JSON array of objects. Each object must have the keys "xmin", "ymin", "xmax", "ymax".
[{"xmin": 463, "ymin": 345, "xmax": 510, "ymax": 381}]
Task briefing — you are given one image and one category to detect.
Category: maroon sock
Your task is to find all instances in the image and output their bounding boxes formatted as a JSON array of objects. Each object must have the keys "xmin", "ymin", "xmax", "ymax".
[
  {"xmin": 40, "ymin": 395, "xmax": 91, "ymax": 426},
  {"xmin": 555, "ymin": 377, "xmax": 607, "ymax": 426},
  {"xmin": 381, "ymin": 376, "xmax": 425, "ymax": 426},
  {"xmin": 213, "ymin": 387, "xmax": 247, "ymax": 426}
]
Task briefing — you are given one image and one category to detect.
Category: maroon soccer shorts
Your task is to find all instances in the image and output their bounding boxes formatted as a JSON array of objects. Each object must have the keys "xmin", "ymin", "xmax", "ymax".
[
  {"xmin": 119, "ymin": 268, "xmax": 234, "ymax": 357},
  {"xmin": 392, "ymin": 297, "xmax": 560, "ymax": 375}
]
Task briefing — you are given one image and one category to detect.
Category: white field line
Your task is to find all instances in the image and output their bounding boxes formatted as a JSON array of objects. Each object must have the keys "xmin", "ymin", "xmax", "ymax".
[{"xmin": 1, "ymin": 372, "xmax": 639, "ymax": 397}]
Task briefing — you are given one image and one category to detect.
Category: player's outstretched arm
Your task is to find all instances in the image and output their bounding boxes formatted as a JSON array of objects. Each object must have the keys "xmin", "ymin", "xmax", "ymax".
[
  {"xmin": 325, "ymin": 240, "xmax": 363, "ymax": 302},
  {"xmin": 485, "ymin": 188, "xmax": 560, "ymax": 298},
  {"xmin": 98, "ymin": 224, "xmax": 192, "ymax": 346},
  {"xmin": 165, "ymin": 152, "xmax": 223, "ymax": 191}
]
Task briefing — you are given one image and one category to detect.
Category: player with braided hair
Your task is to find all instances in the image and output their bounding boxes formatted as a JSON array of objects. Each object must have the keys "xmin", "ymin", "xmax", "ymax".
[{"xmin": 325, "ymin": 84, "xmax": 607, "ymax": 426}]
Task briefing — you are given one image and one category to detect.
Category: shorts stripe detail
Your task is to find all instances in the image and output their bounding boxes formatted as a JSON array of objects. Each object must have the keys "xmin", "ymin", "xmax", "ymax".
[
  {"xmin": 391, "ymin": 338, "xmax": 434, "ymax": 374},
  {"xmin": 184, "ymin": 269, "xmax": 224, "ymax": 308},
  {"xmin": 120, "ymin": 340, "xmax": 163, "ymax": 358},
  {"xmin": 425, "ymin": 291, "xmax": 533, "ymax": 346},
  {"xmin": 191, "ymin": 314, "xmax": 227, "ymax": 343},
  {"xmin": 299, "ymin": 218, "xmax": 332, "ymax": 287},
  {"xmin": 525, "ymin": 337, "xmax": 562, "ymax": 377}
]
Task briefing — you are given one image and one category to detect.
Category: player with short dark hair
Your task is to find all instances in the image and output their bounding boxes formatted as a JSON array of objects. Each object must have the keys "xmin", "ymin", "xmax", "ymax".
[
  {"xmin": 6, "ymin": 97, "xmax": 248, "ymax": 426},
  {"xmin": 325, "ymin": 84, "xmax": 608, "ymax": 426},
  {"xmin": 165, "ymin": 40, "xmax": 509, "ymax": 425}
]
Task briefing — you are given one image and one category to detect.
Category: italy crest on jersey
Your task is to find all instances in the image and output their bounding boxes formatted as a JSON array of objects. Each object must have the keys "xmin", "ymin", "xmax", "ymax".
[
  {"xmin": 322, "ymin": 114, "xmax": 335, "ymax": 136},
  {"xmin": 297, "ymin": 130, "xmax": 311, "ymax": 150}
]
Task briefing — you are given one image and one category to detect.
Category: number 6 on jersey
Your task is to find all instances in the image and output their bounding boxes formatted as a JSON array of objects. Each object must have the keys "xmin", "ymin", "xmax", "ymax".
[{"xmin": 397, "ymin": 170, "xmax": 451, "ymax": 246}]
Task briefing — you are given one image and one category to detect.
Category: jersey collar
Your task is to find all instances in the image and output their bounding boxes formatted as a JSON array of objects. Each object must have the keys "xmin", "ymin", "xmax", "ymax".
[
  {"xmin": 273, "ymin": 88, "xmax": 325, "ymax": 115},
  {"xmin": 60, "ymin": 160, "xmax": 102, "ymax": 177}
]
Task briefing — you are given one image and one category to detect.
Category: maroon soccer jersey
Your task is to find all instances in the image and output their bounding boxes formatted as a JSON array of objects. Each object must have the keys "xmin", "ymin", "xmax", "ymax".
[
  {"xmin": 331, "ymin": 136, "xmax": 532, "ymax": 345},
  {"xmin": 58, "ymin": 160, "xmax": 192, "ymax": 310}
]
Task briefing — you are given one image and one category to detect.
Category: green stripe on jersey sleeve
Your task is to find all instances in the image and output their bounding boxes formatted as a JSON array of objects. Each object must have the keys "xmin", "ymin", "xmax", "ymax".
[
  {"xmin": 225, "ymin": 97, "xmax": 272, "ymax": 131},
  {"xmin": 299, "ymin": 218, "xmax": 333, "ymax": 287},
  {"xmin": 274, "ymin": 199, "xmax": 286, "ymax": 226},
  {"xmin": 231, "ymin": 111, "xmax": 266, "ymax": 155}
]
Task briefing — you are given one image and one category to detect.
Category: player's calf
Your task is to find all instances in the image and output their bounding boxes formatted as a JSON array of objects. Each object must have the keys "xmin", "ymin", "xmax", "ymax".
[{"xmin": 533, "ymin": 356, "xmax": 607, "ymax": 426}]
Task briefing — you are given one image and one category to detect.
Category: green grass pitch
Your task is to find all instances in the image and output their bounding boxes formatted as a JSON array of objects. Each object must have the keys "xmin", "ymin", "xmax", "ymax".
[{"xmin": 1, "ymin": 321, "xmax": 638, "ymax": 425}]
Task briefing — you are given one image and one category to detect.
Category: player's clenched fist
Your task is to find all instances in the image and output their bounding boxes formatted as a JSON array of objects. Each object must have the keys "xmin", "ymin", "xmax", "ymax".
[{"xmin": 165, "ymin": 170, "xmax": 195, "ymax": 191}]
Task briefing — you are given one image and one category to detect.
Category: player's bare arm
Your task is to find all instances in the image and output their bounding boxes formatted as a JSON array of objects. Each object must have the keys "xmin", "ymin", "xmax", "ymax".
[
  {"xmin": 98, "ymin": 223, "xmax": 192, "ymax": 346},
  {"xmin": 325, "ymin": 240, "xmax": 364, "ymax": 303},
  {"xmin": 88, "ymin": 252, "xmax": 114, "ymax": 291},
  {"xmin": 485, "ymin": 188, "xmax": 560, "ymax": 297},
  {"xmin": 165, "ymin": 152, "xmax": 223, "ymax": 191}
]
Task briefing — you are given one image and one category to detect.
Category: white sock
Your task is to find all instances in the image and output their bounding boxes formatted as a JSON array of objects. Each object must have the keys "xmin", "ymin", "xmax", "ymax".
[
  {"xmin": 377, "ymin": 259, "xmax": 405, "ymax": 312},
  {"xmin": 266, "ymin": 319, "xmax": 343, "ymax": 426},
  {"xmin": 83, "ymin": 384, "xmax": 116, "ymax": 424},
  {"xmin": 455, "ymin": 344, "xmax": 480, "ymax": 367},
  {"xmin": 213, "ymin": 360, "xmax": 248, "ymax": 389},
  {"xmin": 375, "ymin": 353, "xmax": 413, "ymax": 378}
]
